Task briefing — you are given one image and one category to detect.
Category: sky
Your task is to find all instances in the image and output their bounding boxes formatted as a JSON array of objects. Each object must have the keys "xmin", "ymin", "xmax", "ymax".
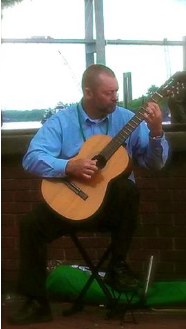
[{"xmin": 1, "ymin": 0, "xmax": 186, "ymax": 110}]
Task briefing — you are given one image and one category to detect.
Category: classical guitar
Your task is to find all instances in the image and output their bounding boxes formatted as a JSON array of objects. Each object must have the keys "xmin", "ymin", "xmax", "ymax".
[{"xmin": 41, "ymin": 71, "xmax": 186, "ymax": 221}]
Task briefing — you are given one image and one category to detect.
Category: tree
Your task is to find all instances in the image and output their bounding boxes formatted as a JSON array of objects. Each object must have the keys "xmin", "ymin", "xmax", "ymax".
[
  {"xmin": 119, "ymin": 84, "xmax": 170, "ymax": 122},
  {"xmin": 146, "ymin": 85, "xmax": 159, "ymax": 98},
  {"xmin": 1, "ymin": 0, "xmax": 24, "ymax": 9}
]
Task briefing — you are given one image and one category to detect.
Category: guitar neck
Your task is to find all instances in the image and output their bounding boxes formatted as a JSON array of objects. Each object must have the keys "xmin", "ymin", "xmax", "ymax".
[{"xmin": 100, "ymin": 91, "xmax": 163, "ymax": 162}]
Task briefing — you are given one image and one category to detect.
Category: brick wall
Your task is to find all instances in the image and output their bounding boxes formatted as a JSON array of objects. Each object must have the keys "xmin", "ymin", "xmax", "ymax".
[
  {"xmin": 1, "ymin": 138, "xmax": 186, "ymax": 293},
  {"xmin": 131, "ymin": 153, "xmax": 186, "ymax": 282}
]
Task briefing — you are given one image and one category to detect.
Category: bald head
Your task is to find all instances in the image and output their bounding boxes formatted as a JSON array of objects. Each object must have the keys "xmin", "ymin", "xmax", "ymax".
[
  {"xmin": 81, "ymin": 64, "xmax": 118, "ymax": 119},
  {"xmin": 81, "ymin": 64, "xmax": 116, "ymax": 94}
]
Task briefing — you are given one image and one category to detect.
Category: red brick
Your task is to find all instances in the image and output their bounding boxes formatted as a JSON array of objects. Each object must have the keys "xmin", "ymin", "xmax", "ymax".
[
  {"xmin": 129, "ymin": 249, "xmax": 160, "ymax": 262},
  {"xmin": 63, "ymin": 260, "xmax": 87, "ymax": 266},
  {"xmin": 1, "ymin": 259, "xmax": 19, "ymax": 270},
  {"xmin": 1, "ymin": 179, "xmax": 16, "ymax": 191},
  {"xmin": 1, "ymin": 202, "xmax": 31, "ymax": 214},
  {"xmin": 135, "ymin": 167, "xmax": 154, "ymax": 178},
  {"xmin": 155, "ymin": 273, "xmax": 176, "ymax": 281},
  {"xmin": 175, "ymin": 238, "xmax": 186, "ymax": 249},
  {"xmin": 140, "ymin": 213, "xmax": 157, "ymax": 225},
  {"xmin": 158, "ymin": 177, "xmax": 186, "ymax": 189},
  {"xmin": 1, "ymin": 166, "xmax": 27, "ymax": 179},
  {"xmin": 140, "ymin": 213, "xmax": 174, "ymax": 226},
  {"xmin": 157, "ymin": 201, "xmax": 186, "ymax": 213},
  {"xmin": 142, "ymin": 238, "xmax": 173, "ymax": 250},
  {"xmin": 15, "ymin": 179, "xmax": 31, "ymax": 190},
  {"xmin": 156, "ymin": 261, "xmax": 175, "ymax": 274},
  {"xmin": 173, "ymin": 190, "xmax": 186, "ymax": 201},
  {"xmin": 128, "ymin": 261, "xmax": 144, "ymax": 274},
  {"xmin": 50, "ymin": 237, "xmax": 74, "ymax": 249},
  {"xmin": 95, "ymin": 232, "xmax": 110, "ymax": 237},
  {"xmin": 130, "ymin": 237, "xmax": 143, "ymax": 249},
  {"xmin": 160, "ymin": 250, "xmax": 186, "ymax": 262},
  {"xmin": 135, "ymin": 225, "xmax": 158, "ymax": 237},
  {"xmin": 140, "ymin": 189, "xmax": 172, "ymax": 202},
  {"xmin": 31, "ymin": 202, "xmax": 43, "ymax": 211},
  {"xmin": 173, "ymin": 214, "xmax": 186, "ymax": 225},
  {"xmin": 156, "ymin": 214, "xmax": 174, "ymax": 226},
  {"xmin": 159, "ymin": 226, "xmax": 186, "ymax": 237},
  {"xmin": 136, "ymin": 177, "xmax": 158, "ymax": 189},
  {"xmin": 30, "ymin": 179, "xmax": 42, "ymax": 189},
  {"xmin": 1, "ymin": 179, "xmax": 31, "ymax": 191},
  {"xmin": 139, "ymin": 202, "xmax": 157, "ymax": 214},
  {"xmin": 1, "ymin": 214, "xmax": 16, "ymax": 226},
  {"xmin": 15, "ymin": 190, "xmax": 42, "ymax": 202},
  {"xmin": 48, "ymin": 248, "xmax": 65, "ymax": 260},
  {"xmin": 1, "ymin": 237, "xmax": 16, "ymax": 248},
  {"xmin": 1, "ymin": 225, "xmax": 19, "ymax": 237},
  {"xmin": 167, "ymin": 164, "xmax": 186, "ymax": 177},
  {"xmin": 77, "ymin": 237, "xmax": 110, "ymax": 249},
  {"xmin": 65, "ymin": 248, "xmax": 97, "ymax": 261},
  {"xmin": 1, "ymin": 270, "xmax": 19, "ymax": 281},
  {"xmin": 1, "ymin": 191, "xmax": 14, "ymax": 202},
  {"xmin": 1, "ymin": 248, "xmax": 19, "ymax": 259},
  {"xmin": 175, "ymin": 262, "xmax": 186, "ymax": 274},
  {"xmin": 15, "ymin": 213, "xmax": 27, "ymax": 221}
]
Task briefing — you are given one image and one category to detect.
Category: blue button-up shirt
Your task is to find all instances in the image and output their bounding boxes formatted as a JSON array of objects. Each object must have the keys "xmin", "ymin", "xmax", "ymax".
[{"xmin": 22, "ymin": 102, "xmax": 169, "ymax": 180}]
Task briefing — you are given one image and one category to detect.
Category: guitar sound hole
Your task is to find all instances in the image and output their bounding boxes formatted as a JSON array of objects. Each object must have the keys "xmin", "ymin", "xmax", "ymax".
[{"xmin": 92, "ymin": 154, "xmax": 107, "ymax": 169}]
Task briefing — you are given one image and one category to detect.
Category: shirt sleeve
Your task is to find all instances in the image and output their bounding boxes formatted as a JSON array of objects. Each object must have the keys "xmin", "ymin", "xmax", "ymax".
[
  {"xmin": 144, "ymin": 134, "xmax": 169, "ymax": 169},
  {"xmin": 22, "ymin": 115, "xmax": 68, "ymax": 177},
  {"xmin": 129, "ymin": 121, "xmax": 169, "ymax": 170}
]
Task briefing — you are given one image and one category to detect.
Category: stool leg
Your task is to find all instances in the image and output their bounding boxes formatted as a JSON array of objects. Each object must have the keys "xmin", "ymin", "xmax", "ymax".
[
  {"xmin": 120, "ymin": 291, "xmax": 138, "ymax": 325},
  {"xmin": 63, "ymin": 234, "xmax": 114, "ymax": 315},
  {"xmin": 106, "ymin": 289, "xmax": 138, "ymax": 324}
]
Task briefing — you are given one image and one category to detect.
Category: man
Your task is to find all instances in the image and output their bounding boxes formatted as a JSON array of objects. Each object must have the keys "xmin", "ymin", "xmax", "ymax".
[{"xmin": 9, "ymin": 64, "xmax": 169, "ymax": 325}]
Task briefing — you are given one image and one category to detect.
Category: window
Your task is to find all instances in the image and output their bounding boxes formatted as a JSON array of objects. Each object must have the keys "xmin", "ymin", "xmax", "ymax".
[{"xmin": 1, "ymin": 0, "xmax": 186, "ymax": 129}]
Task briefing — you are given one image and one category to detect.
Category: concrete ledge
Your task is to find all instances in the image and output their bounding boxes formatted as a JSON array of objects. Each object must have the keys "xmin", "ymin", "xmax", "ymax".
[
  {"xmin": 1, "ymin": 125, "xmax": 186, "ymax": 157},
  {"xmin": 1, "ymin": 128, "xmax": 37, "ymax": 157},
  {"xmin": 166, "ymin": 131, "xmax": 186, "ymax": 152}
]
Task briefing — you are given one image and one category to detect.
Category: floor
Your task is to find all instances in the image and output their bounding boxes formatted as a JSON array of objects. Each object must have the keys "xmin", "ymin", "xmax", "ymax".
[{"xmin": 1, "ymin": 295, "xmax": 186, "ymax": 329}]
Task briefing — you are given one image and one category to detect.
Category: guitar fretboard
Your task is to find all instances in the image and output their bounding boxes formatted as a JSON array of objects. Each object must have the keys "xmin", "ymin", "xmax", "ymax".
[{"xmin": 100, "ymin": 91, "xmax": 163, "ymax": 162}]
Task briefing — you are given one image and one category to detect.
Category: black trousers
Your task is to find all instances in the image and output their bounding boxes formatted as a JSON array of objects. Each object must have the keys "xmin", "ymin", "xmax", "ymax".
[{"xmin": 17, "ymin": 177, "xmax": 140, "ymax": 298}]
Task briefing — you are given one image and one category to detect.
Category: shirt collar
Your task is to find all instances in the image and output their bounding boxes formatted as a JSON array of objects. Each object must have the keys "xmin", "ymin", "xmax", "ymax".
[{"xmin": 78, "ymin": 101, "xmax": 109, "ymax": 125}]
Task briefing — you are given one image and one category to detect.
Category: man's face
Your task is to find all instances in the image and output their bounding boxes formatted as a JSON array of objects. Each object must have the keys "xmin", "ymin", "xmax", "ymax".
[{"xmin": 89, "ymin": 74, "xmax": 119, "ymax": 117}]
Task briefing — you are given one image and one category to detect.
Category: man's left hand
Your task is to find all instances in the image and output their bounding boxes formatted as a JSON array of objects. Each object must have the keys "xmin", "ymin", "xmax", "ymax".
[{"xmin": 143, "ymin": 102, "xmax": 163, "ymax": 137}]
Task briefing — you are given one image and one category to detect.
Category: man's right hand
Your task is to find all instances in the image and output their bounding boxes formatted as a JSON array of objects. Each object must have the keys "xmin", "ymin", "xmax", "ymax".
[{"xmin": 65, "ymin": 158, "xmax": 98, "ymax": 180}]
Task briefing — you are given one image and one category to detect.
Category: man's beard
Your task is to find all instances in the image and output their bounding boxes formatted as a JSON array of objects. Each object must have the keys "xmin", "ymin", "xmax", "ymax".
[{"xmin": 99, "ymin": 103, "xmax": 116, "ymax": 116}]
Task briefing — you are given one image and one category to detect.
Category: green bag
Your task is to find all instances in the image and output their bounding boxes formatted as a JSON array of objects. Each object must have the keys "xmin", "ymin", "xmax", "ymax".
[{"xmin": 46, "ymin": 265, "xmax": 186, "ymax": 307}]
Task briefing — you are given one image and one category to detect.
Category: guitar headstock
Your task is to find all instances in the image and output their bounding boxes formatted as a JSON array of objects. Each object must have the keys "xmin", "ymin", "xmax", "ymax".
[{"xmin": 157, "ymin": 71, "xmax": 186, "ymax": 99}]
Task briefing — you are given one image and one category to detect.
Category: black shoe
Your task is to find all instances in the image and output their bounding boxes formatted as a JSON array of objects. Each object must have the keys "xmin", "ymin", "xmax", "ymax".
[
  {"xmin": 8, "ymin": 297, "xmax": 53, "ymax": 325},
  {"xmin": 104, "ymin": 260, "xmax": 139, "ymax": 292}
]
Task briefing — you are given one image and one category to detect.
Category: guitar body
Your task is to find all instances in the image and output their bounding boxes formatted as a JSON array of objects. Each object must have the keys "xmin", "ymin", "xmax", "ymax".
[{"xmin": 41, "ymin": 134, "xmax": 130, "ymax": 221}]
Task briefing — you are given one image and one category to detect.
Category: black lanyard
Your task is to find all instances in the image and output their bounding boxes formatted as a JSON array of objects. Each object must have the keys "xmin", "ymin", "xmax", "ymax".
[{"xmin": 77, "ymin": 104, "xmax": 109, "ymax": 142}]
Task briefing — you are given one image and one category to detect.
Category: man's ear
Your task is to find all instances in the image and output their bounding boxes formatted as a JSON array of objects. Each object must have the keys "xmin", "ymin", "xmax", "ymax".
[{"xmin": 84, "ymin": 87, "xmax": 93, "ymax": 99}]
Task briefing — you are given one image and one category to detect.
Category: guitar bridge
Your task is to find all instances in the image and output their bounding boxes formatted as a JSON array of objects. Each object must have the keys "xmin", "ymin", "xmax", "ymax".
[{"xmin": 62, "ymin": 178, "xmax": 88, "ymax": 201}]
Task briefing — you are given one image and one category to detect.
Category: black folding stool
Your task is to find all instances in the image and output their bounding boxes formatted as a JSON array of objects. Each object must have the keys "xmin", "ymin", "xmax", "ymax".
[
  {"xmin": 64, "ymin": 231, "xmax": 154, "ymax": 325},
  {"xmin": 63, "ymin": 231, "xmax": 115, "ymax": 315}
]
